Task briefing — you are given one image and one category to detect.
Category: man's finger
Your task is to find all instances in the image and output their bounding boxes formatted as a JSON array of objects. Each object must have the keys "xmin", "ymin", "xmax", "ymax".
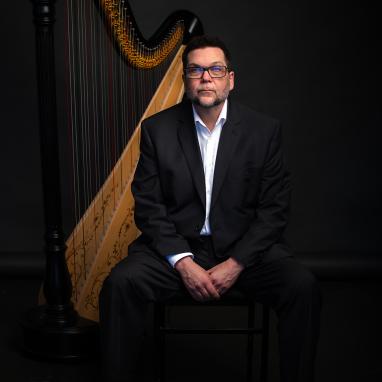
[
  {"xmin": 190, "ymin": 289, "xmax": 204, "ymax": 302},
  {"xmin": 205, "ymin": 283, "xmax": 220, "ymax": 299},
  {"xmin": 195, "ymin": 284, "xmax": 211, "ymax": 299}
]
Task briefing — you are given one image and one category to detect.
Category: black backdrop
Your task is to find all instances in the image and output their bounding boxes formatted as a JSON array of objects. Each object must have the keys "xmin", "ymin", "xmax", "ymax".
[{"xmin": 0, "ymin": 1, "xmax": 380, "ymax": 264}]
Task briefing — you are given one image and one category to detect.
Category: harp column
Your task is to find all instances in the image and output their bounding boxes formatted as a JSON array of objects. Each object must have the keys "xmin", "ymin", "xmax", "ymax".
[{"xmin": 20, "ymin": 0, "xmax": 98, "ymax": 359}]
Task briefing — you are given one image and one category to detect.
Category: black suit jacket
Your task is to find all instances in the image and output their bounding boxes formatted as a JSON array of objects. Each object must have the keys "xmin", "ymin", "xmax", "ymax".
[{"xmin": 130, "ymin": 99, "xmax": 292, "ymax": 267}]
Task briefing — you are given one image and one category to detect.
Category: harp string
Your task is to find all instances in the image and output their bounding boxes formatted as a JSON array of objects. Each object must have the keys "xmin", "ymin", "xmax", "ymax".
[
  {"xmin": 65, "ymin": 0, "xmax": 78, "ymax": 299},
  {"xmin": 79, "ymin": 0, "xmax": 87, "ymax": 282},
  {"xmin": 100, "ymin": 0, "xmax": 108, "ymax": 192},
  {"xmin": 85, "ymin": 0, "xmax": 93, "ymax": 213},
  {"xmin": 90, "ymin": 0, "xmax": 100, "ymax": 196},
  {"xmin": 119, "ymin": 3, "xmax": 127, "ymax": 188}
]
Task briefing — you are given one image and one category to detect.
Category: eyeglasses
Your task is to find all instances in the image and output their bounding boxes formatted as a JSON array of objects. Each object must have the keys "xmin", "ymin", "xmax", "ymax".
[{"xmin": 184, "ymin": 65, "xmax": 229, "ymax": 79}]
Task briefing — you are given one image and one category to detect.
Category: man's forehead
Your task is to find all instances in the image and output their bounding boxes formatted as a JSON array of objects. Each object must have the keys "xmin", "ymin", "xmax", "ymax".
[{"xmin": 186, "ymin": 47, "xmax": 226, "ymax": 64}]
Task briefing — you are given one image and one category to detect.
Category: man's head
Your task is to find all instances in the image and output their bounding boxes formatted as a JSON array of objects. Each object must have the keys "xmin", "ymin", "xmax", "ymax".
[{"xmin": 182, "ymin": 35, "xmax": 234, "ymax": 109}]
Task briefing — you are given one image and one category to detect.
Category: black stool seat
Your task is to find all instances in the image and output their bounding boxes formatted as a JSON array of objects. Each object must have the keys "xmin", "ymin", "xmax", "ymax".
[
  {"xmin": 162, "ymin": 288, "xmax": 252, "ymax": 305},
  {"xmin": 153, "ymin": 289, "xmax": 270, "ymax": 382}
]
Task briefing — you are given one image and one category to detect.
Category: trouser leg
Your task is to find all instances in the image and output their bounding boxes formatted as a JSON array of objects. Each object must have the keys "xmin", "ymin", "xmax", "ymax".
[
  {"xmin": 236, "ymin": 257, "xmax": 322, "ymax": 382},
  {"xmin": 99, "ymin": 250, "xmax": 184, "ymax": 382}
]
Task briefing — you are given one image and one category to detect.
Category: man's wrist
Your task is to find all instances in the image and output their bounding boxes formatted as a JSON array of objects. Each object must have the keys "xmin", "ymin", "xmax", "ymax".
[
  {"xmin": 166, "ymin": 252, "xmax": 194, "ymax": 268},
  {"xmin": 228, "ymin": 257, "xmax": 245, "ymax": 272},
  {"xmin": 174, "ymin": 255, "xmax": 194, "ymax": 272}
]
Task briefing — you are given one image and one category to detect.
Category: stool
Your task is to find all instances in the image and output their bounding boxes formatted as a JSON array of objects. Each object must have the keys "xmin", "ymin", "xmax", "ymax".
[{"xmin": 153, "ymin": 289, "xmax": 270, "ymax": 382}]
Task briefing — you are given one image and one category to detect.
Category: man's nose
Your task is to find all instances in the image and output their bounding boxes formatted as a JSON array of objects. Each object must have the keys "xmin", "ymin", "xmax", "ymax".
[{"xmin": 201, "ymin": 69, "xmax": 212, "ymax": 81}]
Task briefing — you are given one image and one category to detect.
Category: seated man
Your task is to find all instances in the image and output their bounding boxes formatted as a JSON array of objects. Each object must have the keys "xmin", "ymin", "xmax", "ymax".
[{"xmin": 100, "ymin": 35, "xmax": 322, "ymax": 382}]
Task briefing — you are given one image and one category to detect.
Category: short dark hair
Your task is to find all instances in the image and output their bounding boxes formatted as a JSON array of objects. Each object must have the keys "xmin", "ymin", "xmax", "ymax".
[{"xmin": 182, "ymin": 35, "xmax": 232, "ymax": 70}]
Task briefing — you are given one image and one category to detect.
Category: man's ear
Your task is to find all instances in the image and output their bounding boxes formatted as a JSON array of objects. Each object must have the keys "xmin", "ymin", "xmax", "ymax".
[{"xmin": 229, "ymin": 71, "xmax": 235, "ymax": 91}]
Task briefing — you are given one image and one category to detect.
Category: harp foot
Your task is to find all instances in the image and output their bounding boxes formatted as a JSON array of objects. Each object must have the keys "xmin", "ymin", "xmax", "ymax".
[{"xmin": 19, "ymin": 305, "xmax": 99, "ymax": 360}]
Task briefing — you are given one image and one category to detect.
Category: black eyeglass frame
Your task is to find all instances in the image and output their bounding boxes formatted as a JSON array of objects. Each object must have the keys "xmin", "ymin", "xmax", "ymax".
[{"xmin": 184, "ymin": 65, "xmax": 230, "ymax": 79}]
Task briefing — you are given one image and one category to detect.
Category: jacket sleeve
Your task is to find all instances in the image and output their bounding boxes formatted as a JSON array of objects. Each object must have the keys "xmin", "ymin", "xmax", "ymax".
[
  {"xmin": 131, "ymin": 122, "xmax": 191, "ymax": 257},
  {"xmin": 230, "ymin": 122, "xmax": 291, "ymax": 267}
]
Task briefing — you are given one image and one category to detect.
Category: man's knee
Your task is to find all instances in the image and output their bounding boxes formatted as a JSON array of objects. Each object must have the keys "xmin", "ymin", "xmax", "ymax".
[
  {"xmin": 101, "ymin": 256, "xmax": 146, "ymax": 298},
  {"xmin": 282, "ymin": 261, "xmax": 322, "ymax": 305}
]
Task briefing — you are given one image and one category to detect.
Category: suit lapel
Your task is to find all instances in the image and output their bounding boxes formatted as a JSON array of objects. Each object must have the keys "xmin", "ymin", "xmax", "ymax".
[
  {"xmin": 177, "ymin": 103, "xmax": 206, "ymax": 208},
  {"xmin": 176, "ymin": 100, "xmax": 242, "ymax": 211},
  {"xmin": 211, "ymin": 101, "xmax": 241, "ymax": 209}
]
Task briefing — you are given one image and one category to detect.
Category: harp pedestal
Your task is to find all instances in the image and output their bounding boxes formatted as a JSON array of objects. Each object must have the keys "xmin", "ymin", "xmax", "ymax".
[{"xmin": 20, "ymin": 305, "xmax": 99, "ymax": 360}]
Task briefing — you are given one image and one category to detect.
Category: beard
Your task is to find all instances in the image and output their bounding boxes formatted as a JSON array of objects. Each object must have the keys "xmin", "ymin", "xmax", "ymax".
[
  {"xmin": 188, "ymin": 94, "xmax": 225, "ymax": 108},
  {"xmin": 185, "ymin": 84, "xmax": 230, "ymax": 109}
]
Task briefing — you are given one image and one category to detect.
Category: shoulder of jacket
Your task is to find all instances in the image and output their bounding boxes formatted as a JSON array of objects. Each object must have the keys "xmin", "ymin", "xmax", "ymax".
[
  {"xmin": 141, "ymin": 101, "xmax": 190, "ymax": 127},
  {"xmin": 229, "ymin": 100, "xmax": 280, "ymax": 138}
]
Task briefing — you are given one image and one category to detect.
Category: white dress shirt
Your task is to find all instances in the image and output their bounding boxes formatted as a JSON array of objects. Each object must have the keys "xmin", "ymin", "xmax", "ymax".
[{"xmin": 166, "ymin": 100, "xmax": 228, "ymax": 267}]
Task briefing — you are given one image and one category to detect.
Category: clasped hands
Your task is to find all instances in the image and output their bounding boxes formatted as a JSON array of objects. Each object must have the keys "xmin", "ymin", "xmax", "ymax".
[{"xmin": 175, "ymin": 256, "xmax": 244, "ymax": 302}]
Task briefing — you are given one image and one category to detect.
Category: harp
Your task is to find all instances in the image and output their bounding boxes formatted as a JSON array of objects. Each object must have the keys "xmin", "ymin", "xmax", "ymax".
[
  {"xmin": 61, "ymin": 0, "xmax": 202, "ymax": 322},
  {"xmin": 23, "ymin": 0, "xmax": 203, "ymax": 356}
]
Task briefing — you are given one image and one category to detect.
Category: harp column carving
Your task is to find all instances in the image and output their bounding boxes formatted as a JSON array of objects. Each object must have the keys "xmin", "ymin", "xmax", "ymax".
[{"xmin": 32, "ymin": 0, "xmax": 73, "ymax": 321}]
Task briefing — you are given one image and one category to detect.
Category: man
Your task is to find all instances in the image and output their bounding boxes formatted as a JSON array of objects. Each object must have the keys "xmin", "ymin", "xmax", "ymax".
[{"xmin": 100, "ymin": 35, "xmax": 322, "ymax": 382}]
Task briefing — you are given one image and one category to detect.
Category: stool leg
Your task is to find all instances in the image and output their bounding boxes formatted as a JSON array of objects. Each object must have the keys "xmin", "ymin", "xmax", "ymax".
[
  {"xmin": 153, "ymin": 303, "xmax": 160, "ymax": 381},
  {"xmin": 260, "ymin": 305, "xmax": 270, "ymax": 382},
  {"xmin": 154, "ymin": 303, "xmax": 166, "ymax": 382},
  {"xmin": 247, "ymin": 301, "xmax": 255, "ymax": 382}
]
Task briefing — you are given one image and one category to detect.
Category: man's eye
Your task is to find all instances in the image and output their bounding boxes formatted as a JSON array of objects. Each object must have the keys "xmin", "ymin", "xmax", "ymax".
[
  {"xmin": 210, "ymin": 66, "xmax": 223, "ymax": 73},
  {"xmin": 188, "ymin": 67, "xmax": 203, "ymax": 74}
]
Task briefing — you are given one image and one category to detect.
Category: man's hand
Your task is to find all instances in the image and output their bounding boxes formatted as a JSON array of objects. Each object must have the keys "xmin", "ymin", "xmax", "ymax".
[
  {"xmin": 207, "ymin": 258, "xmax": 244, "ymax": 295},
  {"xmin": 175, "ymin": 257, "xmax": 220, "ymax": 302}
]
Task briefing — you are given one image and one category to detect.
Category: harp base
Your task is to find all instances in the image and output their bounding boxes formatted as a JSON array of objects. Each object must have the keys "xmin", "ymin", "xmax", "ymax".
[{"xmin": 20, "ymin": 305, "xmax": 99, "ymax": 360}]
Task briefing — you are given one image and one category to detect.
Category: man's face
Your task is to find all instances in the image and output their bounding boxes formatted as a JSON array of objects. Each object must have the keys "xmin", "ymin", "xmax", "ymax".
[{"xmin": 184, "ymin": 47, "xmax": 234, "ymax": 108}]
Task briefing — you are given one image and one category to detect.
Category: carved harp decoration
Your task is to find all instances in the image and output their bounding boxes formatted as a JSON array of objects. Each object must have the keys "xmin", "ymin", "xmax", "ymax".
[
  {"xmin": 100, "ymin": 0, "xmax": 184, "ymax": 68},
  {"xmin": 62, "ymin": 0, "xmax": 203, "ymax": 321}
]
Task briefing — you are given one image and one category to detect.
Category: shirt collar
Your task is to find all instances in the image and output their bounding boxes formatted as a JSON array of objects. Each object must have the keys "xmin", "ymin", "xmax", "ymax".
[{"xmin": 192, "ymin": 99, "xmax": 228, "ymax": 130}]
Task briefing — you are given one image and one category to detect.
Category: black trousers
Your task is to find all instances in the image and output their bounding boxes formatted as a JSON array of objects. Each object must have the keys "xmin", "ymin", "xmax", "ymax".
[{"xmin": 99, "ymin": 238, "xmax": 322, "ymax": 382}]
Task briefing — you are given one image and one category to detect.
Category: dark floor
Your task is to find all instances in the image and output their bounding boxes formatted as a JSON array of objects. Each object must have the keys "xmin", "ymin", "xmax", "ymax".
[{"xmin": 1, "ymin": 277, "xmax": 381, "ymax": 382}]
